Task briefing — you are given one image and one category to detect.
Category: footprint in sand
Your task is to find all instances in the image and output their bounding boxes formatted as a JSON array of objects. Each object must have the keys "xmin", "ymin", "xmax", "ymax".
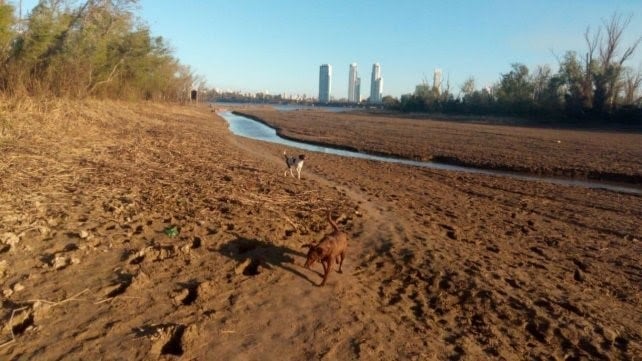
[
  {"xmin": 102, "ymin": 272, "xmax": 133, "ymax": 298},
  {"xmin": 172, "ymin": 282, "xmax": 199, "ymax": 306},
  {"xmin": 135, "ymin": 323, "xmax": 199, "ymax": 358}
]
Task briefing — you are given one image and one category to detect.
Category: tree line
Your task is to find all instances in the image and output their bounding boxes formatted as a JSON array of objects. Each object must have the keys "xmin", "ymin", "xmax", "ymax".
[
  {"xmin": 0, "ymin": 0, "xmax": 200, "ymax": 100},
  {"xmin": 387, "ymin": 14, "xmax": 642, "ymax": 123}
]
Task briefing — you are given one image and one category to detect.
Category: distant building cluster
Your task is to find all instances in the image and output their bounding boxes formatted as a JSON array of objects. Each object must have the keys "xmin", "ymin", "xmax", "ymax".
[
  {"xmin": 211, "ymin": 88, "xmax": 312, "ymax": 103},
  {"xmin": 318, "ymin": 63, "xmax": 384, "ymax": 104}
]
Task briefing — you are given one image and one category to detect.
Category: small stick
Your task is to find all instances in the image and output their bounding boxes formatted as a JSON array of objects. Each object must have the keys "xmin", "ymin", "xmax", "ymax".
[
  {"xmin": 26, "ymin": 288, "xmax": 90, "ymax": 306},
  {"xmin": 94, "ymin": 296, "xmax": 144, "ymax": 305}
]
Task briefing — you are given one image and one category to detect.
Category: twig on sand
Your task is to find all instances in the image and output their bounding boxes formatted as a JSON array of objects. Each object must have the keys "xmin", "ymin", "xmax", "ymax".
[
  {"xmin": 26, "ymin": 288, "xmax": 90, "ymax": 306},
  {"xmin": 93, "ymin": 296, "xmax": 144, "ymax": 305}
]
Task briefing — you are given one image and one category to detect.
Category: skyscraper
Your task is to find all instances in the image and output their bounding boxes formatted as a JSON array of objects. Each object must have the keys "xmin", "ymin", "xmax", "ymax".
[
  {"xmin": 355, "ymin": 77, "xmax": 361, "ymax": 103},
  {"xmin": 370, "ymin": 63, "xmax": 383, "ymax": 103},
  {"xmin": 348, "ymin": 63, "xmax": 358, "ymax": 103},
  {"xmin": 318, "ymin": 64, "xmax": 332, "ymax": 103},
  {"xmin": 433, "ymin": 68, "xmax": 443, "ymax": 95}
]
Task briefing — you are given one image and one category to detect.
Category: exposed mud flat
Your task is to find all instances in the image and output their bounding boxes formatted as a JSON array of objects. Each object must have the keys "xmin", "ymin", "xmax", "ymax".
[
  {"xmin": 1, "ymin": 101, "xmax": 640, "ymax": 360},
  {"xmin": 239, "ymin": 108, "xmax": 642, "ymax": 184}
]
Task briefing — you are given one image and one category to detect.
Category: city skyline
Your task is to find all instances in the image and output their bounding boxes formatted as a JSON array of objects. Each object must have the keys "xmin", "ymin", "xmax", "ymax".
[
  {"xmin": 318, "ymin": 62, "xmax": 379, "ymax": 102},
  {"xmin": 17, "ymin": 1, "xmax": 642, "ymax": 98}
]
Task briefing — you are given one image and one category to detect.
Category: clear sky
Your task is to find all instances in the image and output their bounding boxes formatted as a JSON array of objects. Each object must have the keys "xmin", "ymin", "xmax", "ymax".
[{"xmin": 17, "ymin": 0, "xmax": 642, "ymax": 99}]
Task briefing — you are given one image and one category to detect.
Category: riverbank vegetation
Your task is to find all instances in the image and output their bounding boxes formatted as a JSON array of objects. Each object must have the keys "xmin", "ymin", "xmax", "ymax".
[
  {"xmin": 2, "ymin": 2, "xmax": 640, "ymax": 126},
  {"xmin": 0, "ymin": 0, "xmax": 199, "ymax": 100},
  {"xmin": 392, "ymin": 14, "xmax": 642, "ymax": 123}
]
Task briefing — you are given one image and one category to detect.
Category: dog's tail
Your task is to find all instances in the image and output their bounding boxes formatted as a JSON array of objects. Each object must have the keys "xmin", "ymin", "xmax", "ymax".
[{"xmin": 327, "ymin": 211, "xmax": 339, "ymax": 233}]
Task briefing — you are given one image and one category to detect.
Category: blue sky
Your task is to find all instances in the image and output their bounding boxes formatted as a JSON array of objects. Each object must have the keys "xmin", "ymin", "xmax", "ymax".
[{"xmin": 18, "ymin": 0, "xmax": 642, "ymax": 99}]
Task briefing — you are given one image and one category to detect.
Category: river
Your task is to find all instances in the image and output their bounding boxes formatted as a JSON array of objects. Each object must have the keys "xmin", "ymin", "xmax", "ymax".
[{"xmin": 218, "ymin": 111, "xmax": 642, "ymax": 195}]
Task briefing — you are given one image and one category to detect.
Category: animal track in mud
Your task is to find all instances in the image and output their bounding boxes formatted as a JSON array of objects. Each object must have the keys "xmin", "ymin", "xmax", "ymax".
[
  {"xmin": 135, "ymin": 323, "xmax": 187, "ymax": 357},
  {"xmin": 525, "ymin": 317, "xmax": 550, "ymax": 343},
  {"xmin": 127, "ymin": 250, "xmax": 145, "ymax": 265},
  {"xmin": 104, "ymin": 273, "xmax": 133, "ymax": 298},
  {"xmin": 173, "ymin": 282, "xmax": 198, "ymax": 306},
  {"xmin": 439, "ymin": 224, "xmax": 458, "ymax": 240},
  {"xmin": 160, "ymin": 325, "xmax": 186, "ymax": 356},
  {"xmin": 125, "ymin": 244, "xmax": 180, "ymax": 265},
  {"xmin": 133, "ymin": 224, "xmax": 144, "ymax": 235},
  {"xmin": 241, "ymin": 258, "xmax": 262, "ymax": 276},
  {"xmin": 11, "ymin": 310, "xmax": 35, "ymax": 336},
  {"xmin": 191, "ymin": 236, "xmax": 202, "ymax": 249}
]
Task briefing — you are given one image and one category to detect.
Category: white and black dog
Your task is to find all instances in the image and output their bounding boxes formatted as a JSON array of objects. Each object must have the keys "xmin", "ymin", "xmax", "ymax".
[{"xmin": 283, "ymin": 150, "xmax": 305, "ymax": 179}]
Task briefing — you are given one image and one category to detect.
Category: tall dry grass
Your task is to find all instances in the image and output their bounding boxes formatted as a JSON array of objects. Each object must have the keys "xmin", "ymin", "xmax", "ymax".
[
  {"xmin": 0, "ymin": 97, "xmax": 208, "ymax": 141},
  {"xmin": 0, "ymin": 97, "xmax": 217, "ymax": 224}
]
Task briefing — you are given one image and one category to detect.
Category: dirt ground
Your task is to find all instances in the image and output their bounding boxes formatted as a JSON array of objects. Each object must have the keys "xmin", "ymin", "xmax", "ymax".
[
  {"xmin": 1, "ymin": 100, "xmax": 640, "ymax": 360},
  {"xmin": 238, "ymin": 108, "xmax": 642, "ymax": 184}
]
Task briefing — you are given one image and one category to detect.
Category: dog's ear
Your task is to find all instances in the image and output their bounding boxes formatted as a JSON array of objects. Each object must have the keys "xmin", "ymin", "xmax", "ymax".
[{"xmin": 299, "ymin": 154, "xmax": 306, "ymax": 160}]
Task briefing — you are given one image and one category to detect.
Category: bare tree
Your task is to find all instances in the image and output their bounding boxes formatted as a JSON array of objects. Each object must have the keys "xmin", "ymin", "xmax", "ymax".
[
  {"xmin": 592, "ymin": 13, "xmax": 642, "ymax": 113},
  {"xmin": 582, "ymin": 26, "xmax": 600, "ymax": 108},
  {"xmin": 531, "ymin": 65, "xmax": 552, "ymax": 102},
  {"xmin": 622, "ymin": 67, "xmax": 642, "ymax": 106}
]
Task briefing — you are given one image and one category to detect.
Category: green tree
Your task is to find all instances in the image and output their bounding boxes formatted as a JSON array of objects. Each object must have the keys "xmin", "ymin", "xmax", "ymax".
[
  {"xmin": 0, "ymin": 0, "xmax": 197, "ymax": 100},
  {"xmin": 0, "ymin": 1, "xmax": 14, "ymax": 57},
  {"xmin": 495, "ymin": 63, "xmax": 534, "ymax": 114},
  {"xmin": 460, "ymin": 76, "xmax": 475, "ymax": 99},
  {"xmin": 382, "ymin": 95, "xmax": 400, "ymax": 109},
  {"xmin": 556, "ymin": 51, "xmax": 587, "ymax": 115}
]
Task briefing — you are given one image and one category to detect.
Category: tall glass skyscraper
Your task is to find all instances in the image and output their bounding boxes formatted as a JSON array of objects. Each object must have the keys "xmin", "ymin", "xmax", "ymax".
[
  {"xmin": 370, "ymin": 63, "xmax": 383, "ymax": 103},
  {"xmin": 355, "ymin": 77, "xmax": 361, "ymax": 104},
  {"xmin": 348, "ymin": 63, "xmax": 358, "ymax": 103},
  {"xmin": 319, "ymin": 64, "xmax": 332, "ymax": 103}
]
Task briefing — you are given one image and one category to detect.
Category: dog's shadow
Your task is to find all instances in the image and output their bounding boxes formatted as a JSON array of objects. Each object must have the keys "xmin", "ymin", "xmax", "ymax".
[{"xmin": 217, "ymin": 234, "xmax": 318, "ymax": 285}]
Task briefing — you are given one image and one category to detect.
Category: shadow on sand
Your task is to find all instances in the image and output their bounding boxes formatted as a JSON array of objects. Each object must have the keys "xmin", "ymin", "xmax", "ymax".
[{"xmin": 217, "ymin": 234, "xmax": 318, "ymax": 285}]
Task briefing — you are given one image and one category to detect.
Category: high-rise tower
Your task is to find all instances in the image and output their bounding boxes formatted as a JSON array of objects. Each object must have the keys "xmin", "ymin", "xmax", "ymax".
[
  {"xmin": 370, "ymin": 63, "xmax": 383, "ymax": 103},
  {"xmin": 355, "ymin": 77, "xmax": 361, "ymax": 103},
  {"xmin": 433, "ymin": 68, "xmax": 443, "ymax": 95},
  {"xmin": 348, "ymin": 63, "xmax": 358, "ymax": 103},
  {"xmin": 319, "ymin": 64, "xmax": 332, "ymax": 103}
]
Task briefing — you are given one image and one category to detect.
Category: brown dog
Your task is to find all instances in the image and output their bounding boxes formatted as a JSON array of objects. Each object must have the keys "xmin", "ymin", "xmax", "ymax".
[{"xmin": 302, "ymin": 212, "xmax": 348, "ymax": 286}]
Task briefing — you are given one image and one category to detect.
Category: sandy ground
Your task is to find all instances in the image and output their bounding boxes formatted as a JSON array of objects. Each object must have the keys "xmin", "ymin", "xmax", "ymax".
[{"xmin": 1, "ymin": 101, "xmax": 640, "ymax": 360}]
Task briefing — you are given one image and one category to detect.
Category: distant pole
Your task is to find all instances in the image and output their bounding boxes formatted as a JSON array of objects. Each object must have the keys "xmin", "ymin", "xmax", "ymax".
[{"xmin": 18, "ymin": 0, "xmax": 23, "ymax": 33}]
